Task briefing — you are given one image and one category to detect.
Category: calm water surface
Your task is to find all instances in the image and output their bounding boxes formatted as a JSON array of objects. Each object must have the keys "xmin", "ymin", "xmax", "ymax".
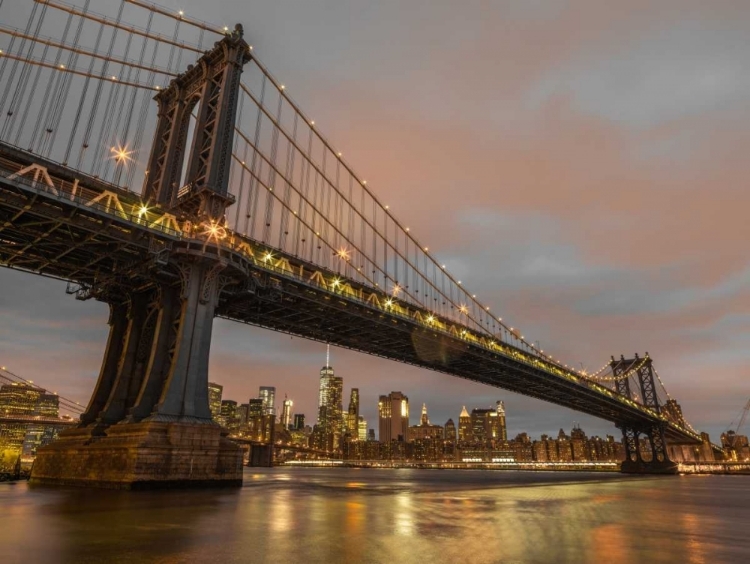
[{"xmin": 0, "ymin": 468, "xmax": 748, "ymax": 563}]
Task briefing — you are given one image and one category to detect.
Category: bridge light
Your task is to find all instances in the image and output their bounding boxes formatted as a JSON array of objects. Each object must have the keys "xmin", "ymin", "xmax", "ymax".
[
  {"xmin": 385, "ymin": 205, "xmax": 389, "ymax": 210},
  {"xmin": 331, "ymin": 278, "xmax": 341, "ymax": 288},
  {"xmin": 263, "ymin": 251, "xmax": 273, "ymax": 262},
  {"xmin": 110, "ymin": 144, "xmax": 133, "ymax": 164},
  {"xmin": 472, "ymin": 294, "xmax": 476, "ymax": 298},
  {"xmin": 385, "ymin": 299, "xmax": 393, "ymax": 308},
  {"xmin": 178, "ymin": 10, "xmax": 184, "ymax": 16},
  {"xmin": 441, "ymin": 264, "xmax": 446, "ymax": 269},
  {"xmin": 336, "ymin": 247, "xmax": 350, "ymax": 261},
  {"xmin": 224, "ymin": 26, "xmax": 229, "ymax": 31},
  {"xmin": 310, "ymin": 120, "xmax": 315, "ymax": 126},
  {"xmin": 405, "ymin": 227, "xmax": 409, "ymax": 232},
  {"xmin": 362, "ymin": 180, "xmax": 367, "ymax": 185},
  {"xmin": 426, "ymin": 315, "xmax": 435, "ymax": 323},
  {"xmin": 138, "ymin": 205, "xmax": 149, "ymax": 217},
  {"xmin": 337, "ymin": 152, "xmax": 342, "ymax": 157},
  {"xmin": 424, "ymin": 247, "xmax": 428, "ymax": 251},
  {"xmin": 279, "ymin": 84, "xmax": 285, "ymax": 90},
  {"xmin": 457, "ymin": 281, "xmax": 461, "ymax": 284},
  {"xmin": 59, "ymin": 64, "xmax": 65, "ymax": 69},
  {"xmin": 459, "ymin": 305, "xmax": 468, "ymax": 314}
]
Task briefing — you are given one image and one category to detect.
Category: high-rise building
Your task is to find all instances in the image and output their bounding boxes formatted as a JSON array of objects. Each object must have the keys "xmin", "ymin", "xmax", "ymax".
[
  {"xmin": 458, "ymin": 406, "xmax": 472, "ymax": 443},
  {"xmin": 316, "ymin": 351, "xmax": 344, "ymax": 451},
  {"xmin": 378, "ymin": 391, "xmax": 409, "ymax": 442},
  {"xmin": 208, "ymin": 382, "xmax": 223, "ymax": 422},
  {"xmin": 0, "ymin": 382, "xmax": 61, "ymax": 469},
  {"xmin": 407, "ymin": 404, "xmax": 444, "ymax": 441},
  {"xmin": 220, "ymin": 400, "xmax": 238, "ymax": 431},
  {"xmin": 347, "ymin": 388, "xmax": 360, "ymax": 437},
  {"xmin": 281, "ymin": 397, "xmax": 293, "ymax": 429},
  {"xmin": 259, "ymin": 386, "xmax": 276, "ymax": 416},
  {"xmin": 293, "ymin": 413, "xmax": 305, "ymax": 430},
  {"xmin": 358, "ymin": 416, "xmax": 367, "ymax": 441},
  {"xmin": 444, "ymin": 418, "xmax": 457, "ymax": 442},
  {"xmin": 495, "ymin": 400, "xmax": 507, "ymax": 441},
  {"xmin": 247, "ymin": 398, "xmax": 264, "ymax": 418}
]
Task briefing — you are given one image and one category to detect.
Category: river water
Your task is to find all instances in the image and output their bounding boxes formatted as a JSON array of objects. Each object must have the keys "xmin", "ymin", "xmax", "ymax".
[{"xmin": 0, "ymin": 468, "xmax": 748, "ymax": 563}]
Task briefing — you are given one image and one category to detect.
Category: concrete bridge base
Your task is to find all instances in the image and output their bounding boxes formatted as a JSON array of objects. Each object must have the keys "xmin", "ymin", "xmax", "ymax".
[{"xmin": 30, "ymin": 421, "xmax": 243, "ymax": 489}]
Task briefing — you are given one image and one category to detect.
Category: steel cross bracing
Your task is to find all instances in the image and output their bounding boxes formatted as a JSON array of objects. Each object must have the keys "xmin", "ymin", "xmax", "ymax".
[{"xmin": 0, "ymin": 140, "xmax": 702, "ymax": 444}]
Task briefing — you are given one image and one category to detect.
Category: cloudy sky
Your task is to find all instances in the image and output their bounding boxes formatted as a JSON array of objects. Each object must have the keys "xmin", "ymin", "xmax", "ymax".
[{"xmin": 1, "ymin": 0, "xmax": 748, "ymax": 440}]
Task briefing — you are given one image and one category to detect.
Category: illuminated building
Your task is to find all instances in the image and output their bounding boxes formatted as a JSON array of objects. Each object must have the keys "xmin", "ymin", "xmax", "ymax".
[
  {"xmin": 570, "ymin": 425, "xmax": 588, "ymax": 461},
  {"xmin": 220, "ymin": 400, "xmax": 238, "ymax": 432},
  {"xmin": 281, "ymin": 396, "xmax": 293, "ymax": 429},
  {"xmin": 315, "ymin": 358, "xmax": 344, "ymax": 451},
  {"xmin": 444, "ymin": 418, "xmax": 456, "ymax": 442},
  {"xmin": 293, "ymin": 413, "xmax": 305, "ymax": 430},
  {"xmin": 0, "ymin": 382, "xmax": 61, "ymax": 471},
  {"xmin": 407, "ymin": 404, "xmax": 444, "ymax": 441},
  {"xmin": 248, "ymin": 398, "xmax": 264, "ymax": 418},
  {"xmin": 259, "ymin": 386, "xmax": 276, "ymax": 416},
  {"xmin": 378, "ymin": 391, "xmax": 409, "ymax": 442},
  {"xmin": 358, "ymin": 416, "xmax": 367, "ymax": 441},
  {"xmin": 556, "ymin": 429, "xmax": 573, "ymax": 462},
  {"xmin": 494, "ymin": 401, "xmax": 507, "ymax": 441},
  {"xmin": 347, "ymin": 388, "xmax": 360, "ymax": 437},
  {"xmin": 470, "ymin": 408, "xmax": 493, "ymax": 445},
  {"xmin": 208, "ymin": 382, "xmax": 223, "ymax": 422},
  {"xmin": 458, "ymin": 406, "xmax": 471, "ymax": 443}
]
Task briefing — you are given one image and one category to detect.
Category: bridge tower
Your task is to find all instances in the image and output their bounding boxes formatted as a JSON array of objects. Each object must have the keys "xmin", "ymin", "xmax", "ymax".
[
  {"xmin": 611, "ymin": 354, "xmax": 676, "ymax": 474},
  {"xmin": 30, "ymin": 27, "xmax": 251, "ymax": 489}
]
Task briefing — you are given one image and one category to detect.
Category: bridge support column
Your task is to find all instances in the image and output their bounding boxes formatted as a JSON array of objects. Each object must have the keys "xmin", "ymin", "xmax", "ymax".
[
  {"xmin": 619, "ymin": 424, "xmax": 677, "ymax": 474},
  {"xmin": 30, "ymin": 260, "xmax": 243, "ymax": 489}
]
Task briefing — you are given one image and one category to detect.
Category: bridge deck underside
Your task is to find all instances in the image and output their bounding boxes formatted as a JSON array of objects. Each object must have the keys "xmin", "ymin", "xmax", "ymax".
[{"xmin": 219, "ymin": 275, "xmax": 693, "ymax": 442}]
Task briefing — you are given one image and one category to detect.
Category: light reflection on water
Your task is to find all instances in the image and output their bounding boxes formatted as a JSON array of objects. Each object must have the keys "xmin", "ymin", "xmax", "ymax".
[{"xmin": 0, "ymin": 469, "xmax": 748, "ymax": 563}]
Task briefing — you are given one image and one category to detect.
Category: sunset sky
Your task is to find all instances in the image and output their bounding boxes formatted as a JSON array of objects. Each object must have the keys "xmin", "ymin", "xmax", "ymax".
[{"xmin": 1, "ymin": 0, "xmax": 748, "ymax": 441}]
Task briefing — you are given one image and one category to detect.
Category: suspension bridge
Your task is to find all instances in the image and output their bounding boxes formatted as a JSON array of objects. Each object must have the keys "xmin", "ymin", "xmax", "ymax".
[{"xmin": 0, "ymin": 0, "xmax": 717, "ymax": 487}]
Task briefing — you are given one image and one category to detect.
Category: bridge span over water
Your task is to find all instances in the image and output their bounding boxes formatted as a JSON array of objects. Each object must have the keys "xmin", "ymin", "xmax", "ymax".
[{"xmin": 0, "ymin": 0, "xmax": 716, "ymax": 487}]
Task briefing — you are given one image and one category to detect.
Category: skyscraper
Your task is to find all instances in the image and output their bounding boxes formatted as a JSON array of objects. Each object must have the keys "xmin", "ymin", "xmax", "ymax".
[
  {"xmin": 358, "ymin": 416, "xmax": 367, "ymax": 441},
  {"xmin": 495, "ymin": 400, "xmax": 508, "ymax": 442},
  {"xmin": 347, "ymin": 388, "xmax": 360, "ymax": 437},
  {"xmin": 281, "ymin": 396, "xmax": 293, "ymax": 429},
  {"xmin": 458, "ymin": 406, "xmax": 472, "ymax": 443},
  {"xmin": 378, "ymin": 391, "xmax": 409, "ymax": 442},
  {"xmin": 220, "ymin": 400, "xmax": 238, "ymax": 432},
  {"xmin": 259, "ymin": 386, "xmax": 276, "ymax": 416},
  {"xmin": 208, "ymin": 382, "xmax": 223, "ymax": 422},
  {"xmin": 316, "ymin": 347, "xmax": 344, "ymax": 451}
]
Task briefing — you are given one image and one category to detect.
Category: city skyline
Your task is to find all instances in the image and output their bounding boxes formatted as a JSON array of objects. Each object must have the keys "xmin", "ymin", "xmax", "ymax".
[{"xmin": 1, "ymin": 0, "xmax": 746, "ymax": 443}]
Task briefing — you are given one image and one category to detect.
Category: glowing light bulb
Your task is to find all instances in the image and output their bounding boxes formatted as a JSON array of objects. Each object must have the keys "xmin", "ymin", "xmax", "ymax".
[
  {"xmin": 310, "ymin": 120, "xmax": 315, "ymax": 125},
  {"xmin": 264, "ymin": 251, "xmax": 273, "ymax": 262},
  {"xmin": 178, "ymin": 10, "xmax": 184, "ymax": 16},
  {"xmin": 337, "ymin": 152, "xmax": 342, "ymax": 157},
  {"xmin": 138, "ymin": 205, "xmax": 149, "ymax": 217},
  {"xmin": 110, "ymin": 144, "xmax": 133, "ymax": 164},
  {"xmin": 279, "ymin": 84, "xmax": 285, "ymax": 90}
]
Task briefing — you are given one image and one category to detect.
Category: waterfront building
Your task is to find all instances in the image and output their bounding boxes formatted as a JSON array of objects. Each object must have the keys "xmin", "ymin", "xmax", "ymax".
[
  {"xmin": 208, "ymin": 382, "xmax": 223, "ymax": 421},
  {"xmin": 407, "ymin": 404, "xmax": 444, "ymax": 441},
  {"xmin": 259, "ymin": 386, "xmax": 276, "ymax": 416},
  {"xmin": 0, "ymin": 382, "xmax": 61, "ymax": 471},
  {"xmin": 458, "ymin": 406, "xmax": 472, "ymax": 443},
  {"xmin": 368, "ymin": 429, "xmax": 376, "ymax": 442},
  {"xmin": 570, "ymin": 425, "xmax": 588, "ymax": 461},
  {"xmin": 556, "ymin": 429, "xmax": 573, "ymax": 462},
  {"xmin": 378, "ymin": 391, "xmax": 409, "ymax": 442},
  {"xmin": 281, "ymin": 397, "xmax": 293, "ymax": 429},
  {"xmin": 532, "ymin": 439, "xmax": 548, "ymax": 462},
  {"xmin": 315, "ymin": 358, "xmax": 344, "ymax": 451},
  {"xmin": 358, "ymin": 416, "xmax": 367, "ymax": 441}
]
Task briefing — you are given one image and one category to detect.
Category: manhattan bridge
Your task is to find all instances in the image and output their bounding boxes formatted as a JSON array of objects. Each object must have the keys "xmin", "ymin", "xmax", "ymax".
[{"xmin": 0, "ymin": 0, "xmax": 718, "ymax": 487}]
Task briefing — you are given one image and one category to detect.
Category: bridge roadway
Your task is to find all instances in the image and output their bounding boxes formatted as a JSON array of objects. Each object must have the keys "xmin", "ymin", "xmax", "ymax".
[
  {"xmin": 0, "ymin": 415, "xmax": 77, "ymax": 426},
  {"xmin": 0, "ymin": 141, "xmax": 702, "ymax": 445}
]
